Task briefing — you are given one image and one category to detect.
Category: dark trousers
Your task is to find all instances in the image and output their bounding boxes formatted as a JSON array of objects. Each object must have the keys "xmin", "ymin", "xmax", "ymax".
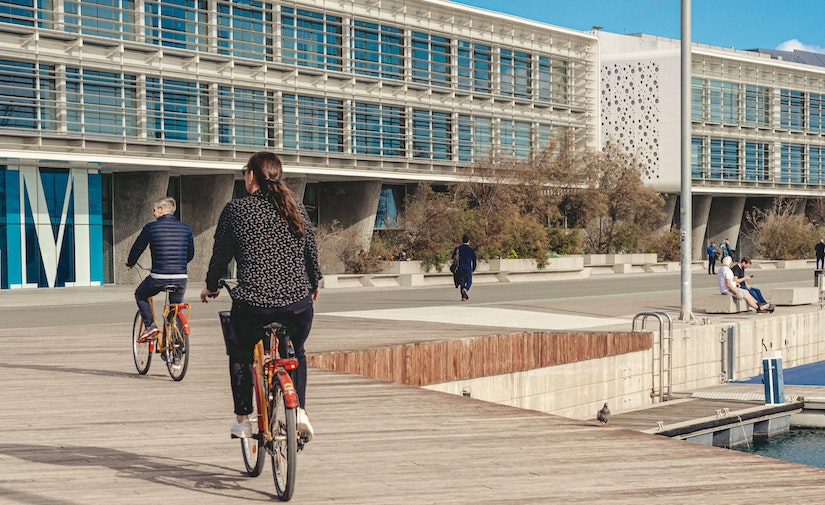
[
  {"xmin": 134, "ymin": 276, "xmax": 187, "ymax": 327},
  {"xmin": 818, "ymin": 256, "xmax": 824, "ymax": 270},
  {"xmin": 228, "ymin": 296, "xmax": 314, "ymax": 415},
  {"xmin": 458, "ymin": 269, "xmax": 473, "ymax": 292},
  {"xmin": 708, "ymin": 256, "xmax": 716, "ymax": 274}
]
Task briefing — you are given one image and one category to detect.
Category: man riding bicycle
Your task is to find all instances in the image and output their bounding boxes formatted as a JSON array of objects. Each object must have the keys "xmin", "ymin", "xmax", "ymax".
[{"xmin": 126, "ymin": 196, "xmax": 195, "ymax": 342}]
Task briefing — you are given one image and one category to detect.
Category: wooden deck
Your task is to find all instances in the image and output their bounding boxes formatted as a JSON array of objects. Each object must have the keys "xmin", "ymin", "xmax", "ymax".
[{"xmin": 4, "ymin": 318, "xmax": 825, "ymax": 504}]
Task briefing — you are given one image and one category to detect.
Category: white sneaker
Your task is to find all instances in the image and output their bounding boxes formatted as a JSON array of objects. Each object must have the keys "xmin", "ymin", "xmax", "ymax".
[
  {"xmin": 231, "ymin": 418, "xmax": 252, "ymax": 439},
  {"xmin": 296, "ymin": 408, "xmax": 314, "ymax": 442}
]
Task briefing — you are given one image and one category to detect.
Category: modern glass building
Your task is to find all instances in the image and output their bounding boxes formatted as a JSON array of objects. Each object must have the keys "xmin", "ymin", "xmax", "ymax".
[
  {"xmin": 599, "ymin": 32, "xmax": 825, "ymax": 259},
  {"xmin": 0, "ymin": 0, "xmax": 598, "ymax": 289}
]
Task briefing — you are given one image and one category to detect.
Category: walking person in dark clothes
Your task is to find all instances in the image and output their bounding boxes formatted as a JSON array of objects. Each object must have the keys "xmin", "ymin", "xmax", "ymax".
[{"xmin": 455, "ymin": 234, "xmax": 477, "ymax": 301}]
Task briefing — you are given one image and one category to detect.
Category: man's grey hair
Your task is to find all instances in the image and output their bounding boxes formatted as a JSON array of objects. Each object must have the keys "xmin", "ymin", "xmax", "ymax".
[
  {"xmin": 153, "ymin": 196, "xmax": 176, "ymax": 214},
  {"xmin": 721, "ymin": 256, "xmax": 733, "ymax": 267}
]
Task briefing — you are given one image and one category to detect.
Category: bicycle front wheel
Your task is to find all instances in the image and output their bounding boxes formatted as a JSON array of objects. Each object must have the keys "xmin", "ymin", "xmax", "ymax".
[
  {"xmin": 132, "ymin": 311, "xmax": 152, "ymax": 374},
  {"xmin": 269, "ymin": 381, "xmax": 297, "ymax": 501},
  {"xmin": 164, "ymin": 314, "xmax": 189, "ymax": 381}
]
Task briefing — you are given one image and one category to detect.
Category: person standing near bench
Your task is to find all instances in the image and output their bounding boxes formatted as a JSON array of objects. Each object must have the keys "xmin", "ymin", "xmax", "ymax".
[
  {"xmin": 718, "ymin": 256, "xmax": 772, "ymax": 313},
  {"xmin": 706, "ymin": 241, "xmax": 719, "ymax": 275},
  {"xmin": 816, "ymin": 239, "xmax": 825, "ymax": 270}
]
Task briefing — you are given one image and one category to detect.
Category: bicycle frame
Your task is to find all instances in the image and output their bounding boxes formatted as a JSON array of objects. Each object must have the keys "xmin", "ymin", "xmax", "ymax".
[
  {"xmin": 147, "ymin": 294, "xmax": 191, "ymax": 352},
  {"xmin": 252, "ymin": 335, "xmax": 299, "ymax": 441}
]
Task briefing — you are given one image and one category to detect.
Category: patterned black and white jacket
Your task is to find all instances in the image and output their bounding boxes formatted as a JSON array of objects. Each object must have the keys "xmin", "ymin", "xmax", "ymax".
[{"xmin": 205, "ymin": 191, "xmax": 322, "ymax": 308}]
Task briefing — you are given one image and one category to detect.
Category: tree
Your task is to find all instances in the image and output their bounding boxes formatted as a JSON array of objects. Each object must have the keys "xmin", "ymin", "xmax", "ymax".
[
  {"xmin": 746, "ymin": 198, "xmax": 817, "ymax": 260},
  {"xmin": 397, "ymin": 183, "xmax": 467, "ymax": 270},
  {"xmin": 573, "ymin": 141, "xmax": 665, "ymax": 253}
]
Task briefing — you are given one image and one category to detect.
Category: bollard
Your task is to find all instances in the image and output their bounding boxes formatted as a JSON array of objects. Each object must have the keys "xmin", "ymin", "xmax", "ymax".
[{"xmin": 762, "ymin": 350, "xmax": 785, "ymax": 405}]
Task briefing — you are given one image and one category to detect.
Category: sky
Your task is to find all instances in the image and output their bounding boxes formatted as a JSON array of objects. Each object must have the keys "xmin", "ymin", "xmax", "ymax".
[{"xmin": 453, "ymin": 0, "xmax": 825, "ymax": 54}]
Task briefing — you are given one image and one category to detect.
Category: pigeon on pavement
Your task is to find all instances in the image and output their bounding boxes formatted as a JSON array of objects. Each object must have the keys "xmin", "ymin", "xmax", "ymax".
[{"xmin": 597, "ymin": 402, "xmax": 611, "ymax": 427}]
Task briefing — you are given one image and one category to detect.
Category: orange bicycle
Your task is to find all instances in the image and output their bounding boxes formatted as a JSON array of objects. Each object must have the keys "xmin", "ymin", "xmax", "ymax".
[
  {"xmin": 217, "ymin": 279, "xmax": 304, "ymax": 501},
  {"xmin": 131, "ymin": 263, "xmax": 191, "ymax": 381}
]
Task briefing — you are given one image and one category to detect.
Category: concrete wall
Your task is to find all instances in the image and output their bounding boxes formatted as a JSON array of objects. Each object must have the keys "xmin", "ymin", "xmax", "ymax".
[
  {"xmin": 318, "ymin": 180, "xmax": 382, "ymax": 251},
  {"xmin": 423, "ymin": 310, "xmax": 825, "ymax": 421},
  {"xmin": 113, "ymin": 171, "xmax": 169, "ymax": 285},
  {"xmin": 179, "ymin": 174, "xmax": 235, "ymax": 284}
]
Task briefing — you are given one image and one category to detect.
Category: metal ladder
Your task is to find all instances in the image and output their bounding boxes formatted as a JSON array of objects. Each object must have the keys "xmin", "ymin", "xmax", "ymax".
[{"xmin": 632, "ymin": 311, "xmax": 673, "ymax": 402}]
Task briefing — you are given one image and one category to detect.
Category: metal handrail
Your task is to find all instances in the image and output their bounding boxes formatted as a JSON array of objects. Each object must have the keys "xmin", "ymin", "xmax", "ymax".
[{"xmin": 632, "ymin": 311, "xmax": 674, "ymax": 402}]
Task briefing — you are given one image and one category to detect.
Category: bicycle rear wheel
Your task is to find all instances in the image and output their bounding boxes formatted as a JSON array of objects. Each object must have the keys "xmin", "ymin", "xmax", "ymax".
[
  {"xmin": 269, "ymin": 381, "xmax": 297, "ymax": 501},
  {"xmin": 131, "ymin": 311, "xmax": 152, "ymax": 374},
  {"xmin": 164, "ymin": 314, "xmax": 189, "ymax": 381},
  {"xmin": 241, "ymin": 419, "xmax": 265, "ymax": 477}
]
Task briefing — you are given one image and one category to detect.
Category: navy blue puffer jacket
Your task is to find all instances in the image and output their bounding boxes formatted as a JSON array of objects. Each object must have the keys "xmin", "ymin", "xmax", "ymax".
[{"xmin": 127, "ymin": 214, "xmax": 194, "ymax": 275}]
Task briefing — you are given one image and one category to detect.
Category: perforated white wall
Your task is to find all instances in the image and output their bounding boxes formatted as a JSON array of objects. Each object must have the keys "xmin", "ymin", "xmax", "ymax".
[{"xmin": 601, "ymin": 61, "xmax": 661, "ymax": 181}]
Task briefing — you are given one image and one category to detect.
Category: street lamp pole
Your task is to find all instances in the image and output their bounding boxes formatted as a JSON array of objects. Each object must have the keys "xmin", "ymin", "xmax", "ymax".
[{"xmin": 680, "ymin": 0, "xmax": 694, "ymax": 321}]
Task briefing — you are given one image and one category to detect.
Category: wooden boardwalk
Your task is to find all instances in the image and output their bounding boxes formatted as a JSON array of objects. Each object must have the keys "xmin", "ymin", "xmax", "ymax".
[
  {"xmin": 4, "ymin": 276, "xmax": 825, "ymax": 504},
  {"xmin": 4, "ymin": 319, "xmax": 825, "ymax": 504}
]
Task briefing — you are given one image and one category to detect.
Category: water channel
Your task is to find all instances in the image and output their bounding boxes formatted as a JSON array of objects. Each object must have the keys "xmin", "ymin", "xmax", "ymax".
[{"xmin": 732, "ymin": 360, "xmax": 825, "ymax": 468}]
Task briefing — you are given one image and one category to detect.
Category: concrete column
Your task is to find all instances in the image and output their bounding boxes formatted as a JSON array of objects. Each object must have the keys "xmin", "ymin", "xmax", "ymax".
[
  {"xmin": 707, "ymin": 196, "xmax": 746, "ymax": 258},
  {"xmin": 692, "ymin": 195, "xmax": 712, "ymax": 260},
  {"xmin": 285, "ymin": 176, "xmax": 307, "ymax": 203},
  {"xmin": 319, "ymin": 180, "xmax": 382, "ymax": 250},
  {"xmin": 656, "ymin": 194, "xmax": 678, "ymax": 236},
  {"xmin": 179, "ymin": 174, "xmax": 236, "ymax": 284},
  {"xmin": 113, "ymin": 171, "xmax": 169, "ymax": 285}
]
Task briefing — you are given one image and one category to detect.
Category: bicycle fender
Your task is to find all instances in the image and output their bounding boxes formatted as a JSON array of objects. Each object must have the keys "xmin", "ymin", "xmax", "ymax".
[
  {"xmin": 275, "ymin": 369, "xmax": 300, "ymax": 409},
  {"xmin": 177, "ymin": 311, "xmax": 190, "ymax": 335}
]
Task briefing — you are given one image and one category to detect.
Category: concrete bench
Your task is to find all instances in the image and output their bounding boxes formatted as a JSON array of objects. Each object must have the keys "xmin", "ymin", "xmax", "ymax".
[
  {"xmin": 766, "ymin": 287, "xmax": 820, "ymax": 306},
  {"xmin": 704, "ymin": 292, "xmax": 750, "ymax": 313}
]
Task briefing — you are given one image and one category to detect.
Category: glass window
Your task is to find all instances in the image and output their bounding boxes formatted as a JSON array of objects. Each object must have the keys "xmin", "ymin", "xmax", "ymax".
[
  {"xmin": 374, "ymin": 185, "xmax": 404, "ymax": 229},
  {"xmin": 0, "ymin": 0, "xmax": 51, "ymax": 27},
  {"xmin": 144, "ymin": 0, "xmax": 208, "ymax": 50},
  {"xmin": 537, "ymin": 56, "xmax": 569, "ymax": 104},
  {"xmin": 352, "ymin": 102, "xmax": 405, "ymax": 157},
  {"xmin": 743, "ymin": 85, "xmax": 769, "ymax": 127},
  {"xmin": 707, "ymin": 80, "xmax": 738, "ymax": 124},
  {"xmin": 780, "ymin": 90, "xmax": 805, "ymax": 131},
  {"xmin": 810, "ymin": 93, "xmax": 825, "ymax": 133},
  {"xmin": 537, "ymin": 124, "xmax": 553, "ymax": 149},
  {"xmin": 690, "ymin": 78, "xmax": 704, "ymax": 121},
  {"xmin": 744, "ymin": 142, "xmax": 769, "ymax": 181},
  {"xmin": 500, "ymin": 119, "xmax": 532, "ymax": 158},
  {"xmin": 146, "ymin": 77, "xmax": 208, "ymax": 142},
  {"xmin": 691, "ymin": 136, "xmax": 704, "ymax": 178},
  {"xmin": 351, "ymin": 20, "xmax": 403, "ymax": 80},
  {"xmin": 64, "ymin": 0, "xmax": 135, "ymax": 39},
  {"xmin": 457, "ymin": 115, "xmax": 493, "ymax": 162},
  {"xmin": 809, "ymin": 146, "xmax": 825, "ymax": 185},
  {"xmin": 66, "ymin": 68, "xmax": 138, "ymax": 137},
  {"xmin": 456, "ymin": 40, "xmax": 491, "ymax": 93},
  {"xmin": 412, "ymin": 109, "xmax": 451, "ymax": 160},
  {"xmin": 218, "ymin": 85, "xmax": 268, "ymax": 147},
  {"xmin": 500, "ymin": 49, "xmax": 532, "ymax": 99},
  {"xmin": 0, "ymin": 60, "xmax": 55, "ymax": 130},
  {"xmin": 282, "ymin": 94, "xmax": 344, "ymax": 152},
  {"xmin": 780, "ymin": 143, "xmax": 804, "ymax": 183},
  {"xmin": 281, "ymin": 7, "xmax": 342, "ymax": 71},
  {"xmin": 709, "ymin": 138, "xmax": 738, "ymax": 180},
  {"xmin": 411, "ymin": 32, "xmax": 451, "ymax": 87},
  {"xmin": 216, "ymin": 0, "xmax": 273, "ymax": 61}
]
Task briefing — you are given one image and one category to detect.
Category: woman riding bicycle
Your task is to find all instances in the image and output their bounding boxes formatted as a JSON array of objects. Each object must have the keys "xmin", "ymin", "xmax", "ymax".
[{"xmin": 200, "ymin": 151, "xmax": 322, "ymax": 442}]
